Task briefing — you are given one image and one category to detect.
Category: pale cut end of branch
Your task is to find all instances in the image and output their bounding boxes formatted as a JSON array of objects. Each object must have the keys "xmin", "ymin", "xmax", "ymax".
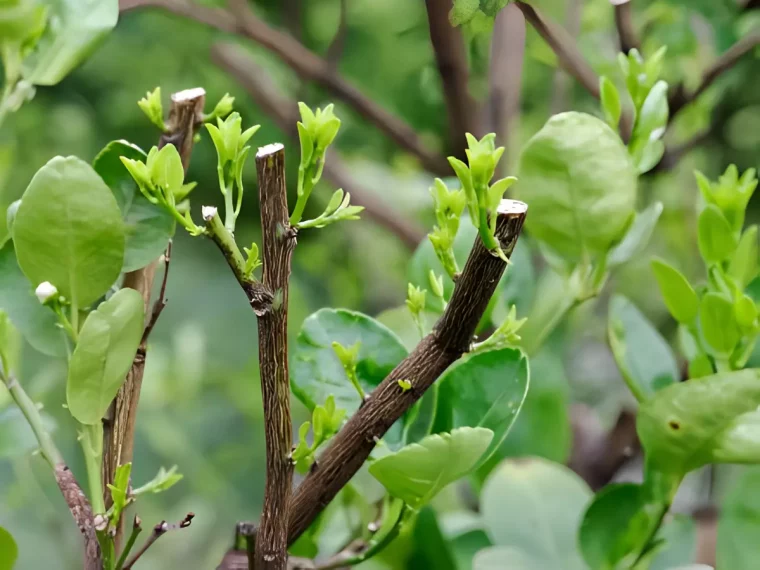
[
  {"xmin": 202, "ymin": 205, "xmax": 219, "ymax": 221},
  {"xmin": 257, "ymin": 142, "xmax": 285, "ymax": 158},
  {"xmin": 172, "ymin": 86, "xmax": 206, "ymax": 102},
  {"xmin": 497, "ymin": 198, "xmax": 528, "ymax": 216}
]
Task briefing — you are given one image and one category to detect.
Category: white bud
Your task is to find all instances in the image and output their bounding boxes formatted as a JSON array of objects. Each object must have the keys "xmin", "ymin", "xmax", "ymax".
[
  {"xmin": 35, "ymin": 281, "xmax": 58, "ymax": 304},
  {"xmin": 201, "ymin": 206, "xmax": 218, "ymax": 221}
]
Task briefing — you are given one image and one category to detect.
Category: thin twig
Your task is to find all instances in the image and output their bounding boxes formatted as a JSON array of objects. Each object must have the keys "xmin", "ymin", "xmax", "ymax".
[
  {"xmin": 102, "ymin": 88, "xmax": 205, "ymax": 551},
  {"xmin": 115, "ymin": 516, "xmax": 143, "ymax": 570},
  {"xmin": 123, "ymin": 513, "xmax": 194, "ymax": 569},
  {"xmin": 119, "ymin": 0, "xmax": 449, "ymax": 175},
  {"xmin": 325, "ymin": 0, "xmax": 348, "ymax": 71},
  {"xmin": 424, "ymin": 0, "xmax": 482, "ymax": 155},
  {"xmin": 550, "ymin": 0, "xmax": 584, "ymax": 114},
  {"xmin": 140, "ymin": 240, "xmax": 172, "ymax": 345},
  {"xmin": 285, "ymin": 200, "xmax": 527, "ymax": 544},
  {"xmin": 210, "ymin": 42, "xmax": 426, "ymax": 249},
  {"xmin": 613, "ymin": 0, "xmax": 639, "ymax": 53}
]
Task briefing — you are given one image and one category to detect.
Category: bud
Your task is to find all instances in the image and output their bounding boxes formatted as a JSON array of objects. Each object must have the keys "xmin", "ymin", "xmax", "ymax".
[
  {"xmin": 35, "ymin": 282, "xmax": 58, "ymax": 304},
  {"xmin": 202, "ymin": 206, "xmax": 218, "ymax": 221}
]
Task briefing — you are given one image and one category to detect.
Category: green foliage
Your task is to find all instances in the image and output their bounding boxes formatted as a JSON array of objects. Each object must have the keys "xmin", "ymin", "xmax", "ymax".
[
  {"xmin": 12, "ymin": 156, "xmax": 125, "ymax": 308},
  {"xmin": 93, "ymin": 140, "xmax": 175, "ymax": 272},
  {"xmin": 449, "ymin": 0, "xmax": 510, "ymax": 26},
  {"xmin": 473, "ymin": 546, "xmax": 541, "ymax": 570},
  {"xmin": 369, "ymin": 427, "xmax": 493, "ymax": 509},
  {"xmin": 66, "ymin": 288, "xmax": 145, "ymax": 425},
  {"xmin": 435, "ymin": 348, "xmax": 528, "ymax": 467},
  {"xmin": 717, "ymin": 466, "xmax": 760, "ymax": 569},
  {"xmin": 291, "ymin": 395, "xmax": 346, "ymax": 473},
  {"xmin": 651, "ymin": 258, "xmax": 699, "ymax": 324},
  {"xmin": 107, "ymin": 462, "xmax": 131, "ymax": 526},
  {"xmin": 515, "ymin": 112, "xmax": 637, "ymax": 266},
  {"xmin": 0, "ymin": 526, "xmax": 17, "ymax": 570},
  {"xmin": 428, "ymin": 178, "xmax": 467, "ymax": 278},
  {"xmin": 608, "ymin": 202, "xmax": 664, "ymax": 268},
  {"xmin": 296, "ymin": 188, "xmax": 363, "ymax": 230},
  {"xmin": 608, "ymin": 295, "xmax": 679, "ymax": 402},
  {"xmin": 696, "ymin": 166, "xmax": 757, "ymax": 234},
  {"xmin": 480, "ymin": 458, "xmax": 592, "ymax": 569},
  {"xmin": 132, "ymin": 465, "xmax": 183, "ymax": 495},
  {"xmin": 137, "ymin": 87, "xmax": 165, "ymax": 131}
]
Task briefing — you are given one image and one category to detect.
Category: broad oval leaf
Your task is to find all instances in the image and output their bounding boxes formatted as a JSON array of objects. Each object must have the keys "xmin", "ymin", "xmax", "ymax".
[
  {"xmin": 698, "ymin": 205, "xmax": 737, "ymax": 265},
  {"xmin": 13, "ymin": 156, "xmax": 125, "ymax": 308},
  {"xmin": 473, "ymin": 546, "xmax": 543, "ymax": 570},
  {"xmin": 729, "ymin": 226, "xmax": 758, "ymax": 289},
  {"xmin": 368, "ymin": 427, "xmax": 493, "ymax": 510},
  {"xmin": 23, "ymin": 0, "xmax": 119, "ymax": 86},
  {"xmin": 608, "ymin": 295, "xmax": 679, "ymax": 402},
  {"xmin": 515, "ymin": 112, "xmax": 637, "ymax": 263},
  {"xmin": 0, "ymin": 526, "xmax": 17, "ymax": 570},
  {"xmin": 0, "ymin": 241, "xmax": 66, "ymax": 357},
  {"xmin": 579, "ymin": 483, "xmax": 652, "ymax": 569},
  {"xmin": 66, "ymin": 288, "xmax": 145, "ymax": 424},
  {"xmin": 480, "ymin": 457, "xmax": 592, "ymax": 569},
  {"xmin": 717, "ymin": 466, "xmax": 760, "ymax": 570},
  {"xmin": 699, "ymin": 293, "xmax": 740, "ymax": 357},
  {"xmin": 637, "ymin": 369, "xmax": 760, "ymax": 474},
  {"xmin": 436, "ymin": 348, "xmax": 529, "ymax": 467},
  {"xmin": 608, "ymin": 202, "xmax": 663, "ymax": 268},
  {"xmin": 651, "ymin": 259, "xmax": 698, "ymax": 324},
  {"xmin": 93, "ymin": 140, "xmax": 175, "ymax": 272}
]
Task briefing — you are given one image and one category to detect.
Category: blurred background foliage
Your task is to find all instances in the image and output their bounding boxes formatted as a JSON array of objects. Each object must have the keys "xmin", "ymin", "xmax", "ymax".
[{"xmin": 0, "ymin": 0, "xmax": 759, "ymax": 568}]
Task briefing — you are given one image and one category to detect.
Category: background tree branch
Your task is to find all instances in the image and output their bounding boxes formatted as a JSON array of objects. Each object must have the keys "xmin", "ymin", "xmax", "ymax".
[
  {"xmin": 613, "ymin": 0, "xmax": 639, "ymax": 54},
  {"xmin": 286, "ymin": 200, "xmax": 527, "ymax": 544}
]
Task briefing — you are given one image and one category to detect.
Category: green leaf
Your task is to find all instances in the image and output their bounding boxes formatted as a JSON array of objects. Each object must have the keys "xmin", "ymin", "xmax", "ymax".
[
  {"xmin": 0, "ymin": 241, "xmax": 66, "ymax": 357},
  {"xmin": 579, "ymin": 483, "xmax": 652, "ymax": 569},
  {"xmin": 23, "ymin": 0, "xmax": 118, "ymax": 85},
  {"xmin": 93, "ymin": 140, "xmax": 175, "ymax": 272},
  {"xmin": 717, "ymin": 466, "xmax": 760, "ymax": 570},
  {"xmin": 368, "ymin": 427, "xmax": 494, "ymax": 509},
  {"xmin": 651, "ymin": 259, "xmax": 699, "ymax": 324},
  {"xmin": 435, "ymin": 348, "xmax": 529, "ymax": 467},
  {"xmin": 698, "ymin": 205, "xmax": 738, "ymax": 265},
  {"xmin": 449, "ymin": 0, "xmax": 480, "ymax": 26},
  {"xmin": 637, "ymin": 369, "xmax": 760, "ymax": 474},
  {"xmin": 66, "ymin": 288, "xmax": 145, "ymax": 424},
  {"xmin": 650, "ymin": 515, "xmax": 697, "ymax": 570},
  {"xmin": 729, "ymin": 226, "xmax": 758, "ymax": 289},
  {"xmin": 149, "ymin": 144, "xmax": 184, "ymax": 196},
  {"xmin": 473, "ymin": 547, "xmax": 543, "ymax": 570},
  {"xmin": 608, "ymin": 295, "xmax": 679, "ymax": 402},
  {"xmin": 515, "ymin": 112, "xmax": 637, "ymax": 263},
  {"xmin": 133, "ymin": 465, "xmax": 183, "ymax": 495},
  {"xmin": 608, "ymin": 202, "xmax": 664, "ymax": 268},
  {"xmin": 291, "ymin": 309, "xmax": 408, "ymax": 445},
  {"xmin": 699, "ymin": 293, "xmax": 740, "ymax": 357},
  {"xmin": 633, "ymin": 80, "xmax": 669, "ymax": 143},
  {"xmin": 480, "ymin": 457, "xmax": 591, "ymax": 569},
  {"xmin": 408, "ymin": 507, "xmax": 457, "ymax": 570},
  {"xmin": 107, "ymin": 462, "xmax": 131, "ymax": 523},
  {"xmin": 0, "ymin": 526, "xmax": 17, "ymax": 570},
  {"xmin": 12, "ymin": 156, "xmax": 124, "ymax": 308},
  {"xmin": 599, "ymin": 76, "xmax": 622, "ymax": 129}
]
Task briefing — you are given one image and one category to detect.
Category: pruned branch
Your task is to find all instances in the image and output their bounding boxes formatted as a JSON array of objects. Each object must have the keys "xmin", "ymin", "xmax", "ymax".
[
  {"xmin": 119, "ymin": 0, "xmax": 449, "ymax": 175},
  {"xmin": 102, "ymin": 87, "xmax": 204, "ymax": 549},
  {"xmin": 123, "ymin": 513, "xmax": 194, "ymax": 569},
  {"xmin": 424, "ymin": 0, "xmax": 482, "ymax": 155},
  {"xmin": 613, "ymin": 0, "xmax": 639, "ymax": 54},
  {"xmin": 285, "ymin": 200, "xmax": 527, "ymax": 544},
  {"xmin": 210, "ymin": 42, "xmax": 426, "ymax": 249},
  {"xmin": 669, "ymin": 30, "xmax": 760, "ymax": 119},
  {"xmin": 252, "ymin": 143, "xmax": 297, "ymax": 569}
]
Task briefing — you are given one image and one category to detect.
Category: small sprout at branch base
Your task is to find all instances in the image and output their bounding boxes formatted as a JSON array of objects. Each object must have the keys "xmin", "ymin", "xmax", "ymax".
[
  {"xmin": 332, "ymin": 341, "xmax": 366, "ymax": 401},
  {"xmin": 243, "ymin": 242, "xmax": 262, "ymax": 280},
  {"xmin": 397, "ymin": 379, "xmax": 412, "ymax": 393},
  {"xmin": 296, "ymin": 188, "xmax": 364, "ymax": 230},
  {"xmin": 204, "ymin": 93, "xmax": 235, "ymax": 123},
  {"xmin": 428, "ymin": 270, "xmax": 448, "ymax": 309},
  {"xmin": 406, "ymin": 283, "xmax": 427, "ymax": 339},
  {"xmin": 472, "ymin": 305, "xmax": 527, "ymax": 353},
  {"xmin": 428, "ymin": 178, "xmax": 466, "ymax": 278},
  {"xmin": 137, "ymin": 87, "xmax": 166, "ymax": 131},
  {"xmin": 132, "ymin": 465, "xmax": 183, "ymax": 496},
  {"xmin": 291, "ymin": 395, "xmax": 346, "ymax": 473}
]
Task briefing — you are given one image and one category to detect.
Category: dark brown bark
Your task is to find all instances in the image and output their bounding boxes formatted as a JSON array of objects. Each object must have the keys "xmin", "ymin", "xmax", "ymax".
[
  {"xmin": 254, "ymin": 144, "xmax": 296, "ymax": 570},
  {"xmin": 102, "ymin": 87, "xmax": 205, "ymax": 549},
  {"xmin": 614, "ymin": 1, "xmax": 639, "ymax": 54},
  {"xmin": 55, "ymin": 464, "xmax": 102, "ymax": 570},
  {"xmin": 424, "ymin": 0, "xmax": 482, "ymax": 155},
  {"xmin": 210, "ymin": 43, "xmax": 426, "ymax": 250},
  {"xmin": 286, "ymin": 200, "xmax": 527, "ymax": 543}
]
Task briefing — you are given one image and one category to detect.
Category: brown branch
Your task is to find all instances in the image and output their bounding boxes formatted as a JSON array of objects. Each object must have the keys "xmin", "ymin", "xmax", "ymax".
[
  {"xmin": 613, "ymin": 0, "xmax": 639, "ymax": 54},
  {"xmin": 744, "ymin": 0, "xmax": 760, "ymax": 12},
  {"xmin": 253, "ymin": 144, "xmax": 297, "ymax": 570},
  {"xmin": 669, "ymin": 31, "xmax": 760, "ymax": 120},
  {"xmin": 514, "ymin": 1, "xmax": 599, "ymax": 98},
  {"xmin": 550, "ymin": 0, "xmax": 583, "ymax": 114},
  {"xmin": 424, "ymin": 0, "xmax": 482, "ymax": 156},
  {"xmin": 139, "ymin": 241, "xmax": 172, "ymax": 346},
  {"xmin": 123, "ymin": 513, "xmax": 194, "ymax": 569},
  {"xmin": 102, "ymin": 88, "xmax": 205, "ymax": 550},
  {"xmin": 286, "ymin": 200, "xmax": 527, "ymax": 544},
  {"xmin": 325, "ymin": 0, "xmax": 348, "ymax": 71},
  {"xmin": 119, "ymin": 0, "xmax": 449, "ymax": 175},
  {"xmin": 55, "ymin": 465, "xmax": 102, "ymax": 570},
  {"xmin": 210, "ymin": 42, "xmax": 426, "ymax": 250}
]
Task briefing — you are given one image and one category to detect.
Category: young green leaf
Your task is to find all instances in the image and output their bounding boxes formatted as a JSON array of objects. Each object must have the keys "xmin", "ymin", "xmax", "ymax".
[
  {"xmin": 137, "ymin": 87, "xmax": 165, "ymax": 131},
  {"xmin": 66, "ymin": 288, "xmax": 145, "ymax": 424},
  {"xmin": 729, "ymin": 226, "xmax": 759, "ymax": 289},
  {"xmin": 698, "ymin": 205, "xmax": 738, "ymax": 265},
  {"xmin": 699, "ymin": 293, "xmax": 740, "ymax": 357},
  {"xmin": 435, "ymin": 348, "xmax": 529, "ymax": 467},
  {"xmin": 107, "ymin": 462, "xmax": 132, "ymax": 524},
  {"xmin": 0, "ymin": 526, "xmax": 17, "ymax": 570},
  {"xmin": 132, "ymin": 465, "xmax": 183, "ymax": 495},
  {"xmin": 608, "ymin": 202, "xmax": 664, "ymax": 268},
  {"xmin": 515, "ymin": 112, "xmax": 637, "ymax": 264},
  {"xmin": 599, "ymin": 76, "xmax": 622, "ymax": 129},
  {"xmin": 369, "ymin": 427, "xmax": 493, "ymax": 509},
  {"xmin": 637, "ymin": 369, "xmax": 760, "ymax": 474},
  {"xmin": 608, "ymin": 295, "xmax": 679, "ymax": 402},
  {"xmin": 0, "ymin": 242, "xmax": 67, "ymax": 357},
  {"xmin": 651, "ymin": 258, "xmax": 699, "ymax": 324},
  {"xmin": 480, "ymin": 457, "xmax": 591, "ymax": 569},
  {"xmin": 12, "ymin": 156, "xmax": 125, "ymax": 308},
  {"xmin": 93, "ymin": 140, "xmax": 175, "ymax": 272}
]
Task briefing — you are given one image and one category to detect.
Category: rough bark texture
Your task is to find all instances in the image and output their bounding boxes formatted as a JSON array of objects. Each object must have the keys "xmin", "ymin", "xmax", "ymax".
[
  {"xmin": 286, "ymin": 200, "xmax": 527, "ymax": 543},
  {"xmin": 56, "ymin": 464, "xmax": 102, "ymax": 570},
  {"xmin": 101, "ymin": 87, "xmax": 205, "ymax": 547},
  {"xmin": 254, "ymin": 144, "xmax": 296, "ymax": 570}
]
